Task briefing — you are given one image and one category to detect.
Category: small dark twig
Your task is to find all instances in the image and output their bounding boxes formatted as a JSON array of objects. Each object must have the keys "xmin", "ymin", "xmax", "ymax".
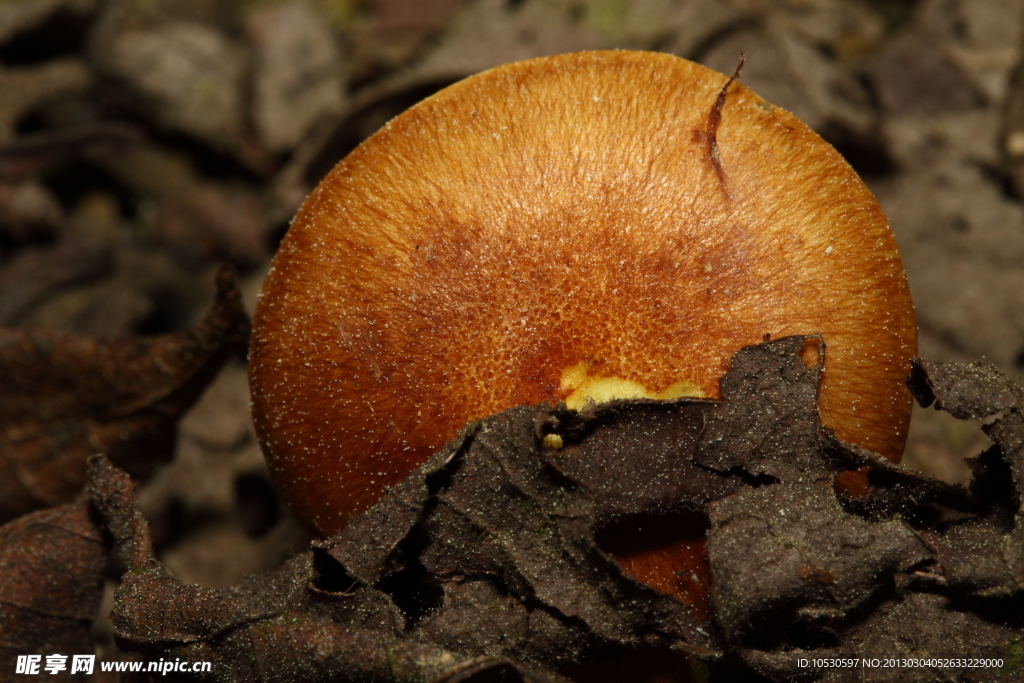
[{"xmin": 705, "ymin": 52, "xmax": 746, "ymax": 189}]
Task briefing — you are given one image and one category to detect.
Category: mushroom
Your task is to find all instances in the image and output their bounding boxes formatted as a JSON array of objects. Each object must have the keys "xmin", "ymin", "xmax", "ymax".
[{"xmin": 249, "ymin": 51, "xmax": 917, "ymax": 614}]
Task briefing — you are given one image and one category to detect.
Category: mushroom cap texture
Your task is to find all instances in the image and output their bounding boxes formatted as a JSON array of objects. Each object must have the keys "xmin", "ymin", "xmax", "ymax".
[{"xmin": 250, "ymin": 51, "xmax": 917, "ymax": 536}]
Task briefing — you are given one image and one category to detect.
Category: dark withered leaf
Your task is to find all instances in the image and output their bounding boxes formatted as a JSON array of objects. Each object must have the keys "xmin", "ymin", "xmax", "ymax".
[
  {"xmin": 85, "ymin": 339, "xmax": 1024, "ymax": 681},
  {"xmin": 933, "ymin": 412, "xmax": 1024, "ymax": 597},
  {"xmin": 87, "ymin": 451, "xmax": 154, "ymax": 573},
  {"xmin": 325, "ymin": 425, "xmax": 479, "ymax": 584},
  {"xmin": 700, "ymin": 353, "xmax": 1023, "ymax": 679},
  {"xmin": 544, "ymin": 401, "xmax": 739, "ymax": 522},
  {"xmin": 92, "ymin": 454, "xmax": 572, "ymax": 683},
  {"xmin": 91, "ymin": 448, "xmax": 316, "ymax": 648},
  {"xmin": 93, "ymin": 454, "xmax": 264, "ymax": 649},
  {"xmin": 0, "ymin": 492, "xmax": 107, "ymax": 678},
  {"xmin": 696, "ymin": 335, "xmax": 826, "ymax": 483},
  {"xmin": 338, "ymin": 337, "xmax": 844, "ymax": 670},
  {"xmin": 904, "ymin": 359, "xmax": 1024, "ymax": 598},
  {"xmin": 328, "ymin": 406, "xmax": 717, "ymax": 666},
  {"xmin": 706, "ymin": 481, "xmax": 932, "ymax": 641},
  {"xmin": 907, "ymin": 358, "xmax": 1022, "ymax": 419},
  {"xmin": 0, "ymin": 267, "xmax": 249, "ymax": 522},
  {"xmin": 816, "ymin": 593, "xmax": 1016, "ymax": 683},
  {"xmin": 824, "ymin": 434, "xmax": 978, "ymax": 521}
]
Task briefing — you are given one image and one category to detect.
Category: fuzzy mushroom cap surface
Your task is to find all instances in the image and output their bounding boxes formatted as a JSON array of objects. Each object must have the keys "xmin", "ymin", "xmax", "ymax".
[{"xmin": 250, "ymin": 50, "xmax": 917, "ymax": 536}]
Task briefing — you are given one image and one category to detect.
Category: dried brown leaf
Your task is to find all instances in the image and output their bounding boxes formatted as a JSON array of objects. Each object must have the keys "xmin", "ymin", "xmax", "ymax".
[
  {"xmin": 707, "ymin": 482, "xmax": 932, "ymax": 641},
  {"xmin": 62, "ymin": 339, "xmax": 1024, "ymax": 681},
  {"xmin": 0, "ymin": 493, "xmax": 107, "ymax": 675},
  {"xmin": 908, "ymin": 358, "xmax": 1023, "ymax": 419},
  {"xmin": 91, "ymin": 453, "xmax": 571, "ymax": 683},
  {"xmin": 0, "ymin": 267, "xmax": 249, "ymax": 522}
]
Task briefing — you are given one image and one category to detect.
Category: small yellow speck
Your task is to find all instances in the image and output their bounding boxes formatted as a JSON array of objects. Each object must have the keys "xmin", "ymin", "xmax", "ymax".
[{"xmin": 543, "ymin": 433, "xmax": 564, "ymax": 449}]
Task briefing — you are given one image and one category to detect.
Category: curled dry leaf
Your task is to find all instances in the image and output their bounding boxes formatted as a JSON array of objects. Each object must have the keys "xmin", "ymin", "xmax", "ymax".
[
  {"xmin": 0, "ymin": 267, "xmax": 249, "ymax": 523},
  {"xmin": 907, "ymin": 359, "xmax": 1024, "ymax": 599},
  {"xmin": 908, "ymin": 358, "xmax": 1023, "ymax": 420},
  {"xmin": 708, "ymin": 481, "xmax": 933, "ymax": 640},
  {"xmin": 88, "ymin": 457, "xmax": 571, "ymax": 683},
  {"xmin": 93, "ymin": 337, "xmax": 1022, "ymax": 681}
]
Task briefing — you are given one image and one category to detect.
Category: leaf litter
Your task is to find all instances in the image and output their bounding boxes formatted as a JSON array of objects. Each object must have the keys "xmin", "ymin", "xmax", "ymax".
[{"xmin": 4, "ymin": 334, "xmax": 1018, "ymax": 681}]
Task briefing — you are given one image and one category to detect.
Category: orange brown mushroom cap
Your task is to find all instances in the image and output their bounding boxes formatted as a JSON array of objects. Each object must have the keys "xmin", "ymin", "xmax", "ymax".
[{"xmin": 249, "ymin": 51, "xmax": 917, "ymax": 609}]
